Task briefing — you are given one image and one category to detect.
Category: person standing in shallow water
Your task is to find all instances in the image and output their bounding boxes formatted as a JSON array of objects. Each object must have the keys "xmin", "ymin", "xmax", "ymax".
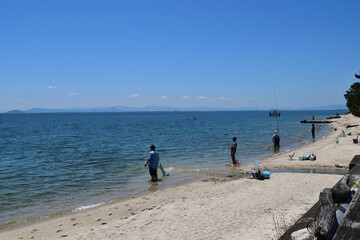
[
  {"xmin": 229, "ymin": 137, "xmax": 238, "ymax": 164},
  {"xmin": 272, "ymin": 131, "xmax": 280, "ymax": 149},
  {"xmin": 144, "ymin": 145, "xmax": 159, "ymax": 182},
  {"xmin": 311, "ymin": 124, "xmax": 315, "ymax": 139}
]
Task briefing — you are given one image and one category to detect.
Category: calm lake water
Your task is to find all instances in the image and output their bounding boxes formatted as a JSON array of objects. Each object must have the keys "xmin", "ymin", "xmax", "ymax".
[{"xmin": 0, "ymin": 110, "xmax": 347, "ymax": 227}]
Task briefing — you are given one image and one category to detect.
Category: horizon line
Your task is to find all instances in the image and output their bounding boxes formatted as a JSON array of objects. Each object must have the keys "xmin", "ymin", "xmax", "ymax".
[{"xmin": 2, "ymin": 105, "xmax": 348, "ymax": 114}]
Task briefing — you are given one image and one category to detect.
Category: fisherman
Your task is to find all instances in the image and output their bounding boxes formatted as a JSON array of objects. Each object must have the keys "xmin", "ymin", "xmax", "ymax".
[
  {"xmin": 144, "ymin": 145, "xmax": 159, "ymax": 182},
  {"xmin": 272, "ymin": 131, "xmax": 280, "ymax": 149},
  {"xmin": 228, "ymin": 137, "xmax": 238, "ymax": 164},
  {"xmin": 311, "ymin": 124, "xmax": 315, "ymax": 139}
]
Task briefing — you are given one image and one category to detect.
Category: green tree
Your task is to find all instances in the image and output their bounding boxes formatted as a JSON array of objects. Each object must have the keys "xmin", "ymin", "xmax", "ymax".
[{"xmin": 344, "ymin": 79, "xmax": 360, "ymax": 117}]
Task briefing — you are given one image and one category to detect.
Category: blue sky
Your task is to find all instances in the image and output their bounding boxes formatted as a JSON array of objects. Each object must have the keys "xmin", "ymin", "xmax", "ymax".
[{"xmin": 0, "ymin": 0, "xmax": 359, "ymax": 112}]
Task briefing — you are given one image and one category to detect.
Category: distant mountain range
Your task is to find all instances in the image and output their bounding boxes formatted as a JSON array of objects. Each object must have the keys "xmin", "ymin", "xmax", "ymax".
[{"xmin": 3, "ymin": 104, "xmax": 348, "ymax": 114}]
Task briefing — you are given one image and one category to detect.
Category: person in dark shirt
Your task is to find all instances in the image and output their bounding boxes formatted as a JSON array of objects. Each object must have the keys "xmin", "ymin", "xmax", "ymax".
[
  {"xmin": 272, "ymin": 131, "xmax": 280, "ymax": 149},
  {"xmin": 228, "ymin": 137, "xmax": 238, "ymax": 164},
  {"xmin": 311, "ymin": 124, "xmax": 315, "ymax": 139}
]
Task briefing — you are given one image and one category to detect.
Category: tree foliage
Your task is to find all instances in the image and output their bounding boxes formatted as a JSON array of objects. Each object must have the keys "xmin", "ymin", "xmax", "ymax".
[{"xmin": 344, "ymin": 81, "xmax": 360, "ymax": 117}]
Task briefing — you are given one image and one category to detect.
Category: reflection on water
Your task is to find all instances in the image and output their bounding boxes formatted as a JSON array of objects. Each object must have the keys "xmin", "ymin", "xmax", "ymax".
[{"xmin": 147, "ymin": 182, "xmax": 159, "ymax": 192}]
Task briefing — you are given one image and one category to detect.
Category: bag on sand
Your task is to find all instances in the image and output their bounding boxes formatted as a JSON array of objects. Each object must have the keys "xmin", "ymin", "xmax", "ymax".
[
  {"xmin": 309, "ymin": 154, "xmax": 316, "ymax": 161},
  {"xmin": 253, "ymin": 170, "xmax": 271, "ymax": 180}
]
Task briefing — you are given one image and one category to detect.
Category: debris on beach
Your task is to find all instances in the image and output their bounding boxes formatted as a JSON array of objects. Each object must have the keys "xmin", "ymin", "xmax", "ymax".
[
  {"xmin": 335, "ymin": 163, "xmax": 346, "ymax": 168},
  {"xmin": 346, "ymin": 124, "xmax": 359, "ymax": 128}
]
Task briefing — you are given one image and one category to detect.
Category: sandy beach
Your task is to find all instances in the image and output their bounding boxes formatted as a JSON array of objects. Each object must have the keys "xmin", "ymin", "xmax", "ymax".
[{"xmin": 2, "ymin": 114, "xmax": 360, "ymax": 240}]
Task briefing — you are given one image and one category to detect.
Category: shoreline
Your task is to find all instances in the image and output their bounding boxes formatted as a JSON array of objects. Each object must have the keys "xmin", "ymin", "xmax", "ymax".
[
  {"xmin": 0, "ymin": 173, "xmax": 343, "ymax": 240},
  {"xmin": 2, "ymin": 114, "xmax": 360, "ymax": 239},
  {"xmin": 0, "ymin": 110, "xmax": 341, "ymax": 229},
  {"xmin": 257, "ymin": 113, "xmax": 358, "ymax": 171},
  {"xmin": 3, "ymin": 123, "xmax": 328, "ymax": 230}
]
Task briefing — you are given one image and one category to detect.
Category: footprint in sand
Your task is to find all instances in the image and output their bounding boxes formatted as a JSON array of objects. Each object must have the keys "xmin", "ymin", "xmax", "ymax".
[
  {"xmin": 57, "ymin": 229, "xmax": 63, "ymax": 233},
  {"xmin": 101, "ymin": 222, "xmax": 107, "ymax": 225},
  {"xmin": 97, "ymin": 218, "xmax": 102, "ymax": 222},
  {"xmin": 73, "ymin": 223, "xmax": 78, "ymax": 226},
  {"xmin": 71, "ymin": 218, "xmax": 76, "ymax": 221},
  {"xmin": 61, "ymin": 235, "xmax": 68, "ymax": 237},
  {"xmin": 141, "ymin": 207, "xmax": 153, "ymax": 212},
  {"xmin": 109, "ymin": 213, "xmax": 113, "ymax": 216}
]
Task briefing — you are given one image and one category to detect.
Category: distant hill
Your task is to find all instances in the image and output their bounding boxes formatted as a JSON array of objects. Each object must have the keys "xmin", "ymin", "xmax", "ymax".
[
  {"xmin": 6, "ymin": 110, "xmax": 24, "ymax": 114},
  {"xmin": 3, "ymin": 105, "xmax": 347, "ymax": 113},
  {"xmin": 24, "ymin": 107, "xmax": 125, "ymax": 113},
  {"xmin": 19, "ymin": 106, "xmax": 233, "ymax": 113},
  {"xmin": 300, "ymin": 104, "xmax": 348, "ymax": 111}
]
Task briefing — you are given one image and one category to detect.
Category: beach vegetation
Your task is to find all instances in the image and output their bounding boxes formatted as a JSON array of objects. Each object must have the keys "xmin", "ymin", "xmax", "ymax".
[
  {"xmin": 355, "ymin": 72, "xmax": 360, "ymax": 79},
  {"xmin": 344, "ymin": 81, "xmax": 360, "ymax": 117},
  {"xmin": 352, "ymin": 177, "xmax": 360, "ymax": 190}
]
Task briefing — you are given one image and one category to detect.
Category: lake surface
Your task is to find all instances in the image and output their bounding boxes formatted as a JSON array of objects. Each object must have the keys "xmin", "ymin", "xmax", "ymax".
[{"xmin": 0, "ymin": 110, "xmax": 347, "ymax": 227}]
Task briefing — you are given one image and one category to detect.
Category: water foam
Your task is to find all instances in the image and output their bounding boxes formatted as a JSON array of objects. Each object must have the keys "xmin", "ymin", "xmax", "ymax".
[{"xmin": 73, "ymin": 203, "xmax": 104, "ymax": 212}]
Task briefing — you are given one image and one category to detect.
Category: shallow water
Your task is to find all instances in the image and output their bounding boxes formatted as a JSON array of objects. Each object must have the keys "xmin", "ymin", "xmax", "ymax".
[{"xmin": 0, "ymin": 110, "xmax": 347, "ymax": 227}]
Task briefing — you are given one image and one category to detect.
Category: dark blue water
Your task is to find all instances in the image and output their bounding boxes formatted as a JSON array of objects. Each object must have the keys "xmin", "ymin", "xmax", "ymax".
[{"xmin": 0, "ymin": 110, "xmax": 346, "ymax": 227}]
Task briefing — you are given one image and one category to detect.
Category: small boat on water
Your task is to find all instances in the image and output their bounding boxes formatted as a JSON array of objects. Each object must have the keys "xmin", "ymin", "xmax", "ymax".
[{"xmin": 269, "ymin": 110, "xmax": 280, "ymax": 117}]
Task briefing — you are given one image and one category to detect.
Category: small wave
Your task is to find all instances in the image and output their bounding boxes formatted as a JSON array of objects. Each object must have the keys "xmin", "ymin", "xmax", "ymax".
[
  {"xmin": 73, "ymin": 203, "xmax": 104, "ymax": 212},
  {"xmin": 165, "ymin": 167, "xmax": 173, "ymax": 171}
]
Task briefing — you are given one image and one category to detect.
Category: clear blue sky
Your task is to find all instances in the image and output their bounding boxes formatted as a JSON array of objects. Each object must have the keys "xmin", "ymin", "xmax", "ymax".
[{"xmin": 1, "ymin": 0, "xmax": 359, "ymax": 111}]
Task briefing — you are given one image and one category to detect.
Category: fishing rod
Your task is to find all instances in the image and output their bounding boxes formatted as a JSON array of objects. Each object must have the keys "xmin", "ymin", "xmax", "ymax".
[
  {"xmin": 273, "ymin": 86, "xmax": 279, "ymax": 133},
  {"xmin": 267, "ymin": 86, "xmax": 280, "ymax": 150}
]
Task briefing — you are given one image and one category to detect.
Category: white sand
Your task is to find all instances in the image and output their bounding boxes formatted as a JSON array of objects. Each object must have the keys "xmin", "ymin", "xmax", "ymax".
[
  {"xmin": 256, "ymin": 113, "xmax": 360, "ymax": 171},
  {"xmin": 1, "ymin": 114, "xmax": 360, "ymax": 240}
]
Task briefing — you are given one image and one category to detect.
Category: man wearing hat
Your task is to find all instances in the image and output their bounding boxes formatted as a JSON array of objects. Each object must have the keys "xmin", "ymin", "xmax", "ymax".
[
  {"xmin": 144, "ymin": 145, "xmax": 159, "ymax": 182},
  {"xmin": 272, "ymin": 131, "xmax": 280, "ymax": 149}
]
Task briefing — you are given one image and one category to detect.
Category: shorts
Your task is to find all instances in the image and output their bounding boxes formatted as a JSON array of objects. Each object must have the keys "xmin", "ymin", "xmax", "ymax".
[{"xmin": 149, "ymin": 167, "xmax": 157, "ymax": 177}]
